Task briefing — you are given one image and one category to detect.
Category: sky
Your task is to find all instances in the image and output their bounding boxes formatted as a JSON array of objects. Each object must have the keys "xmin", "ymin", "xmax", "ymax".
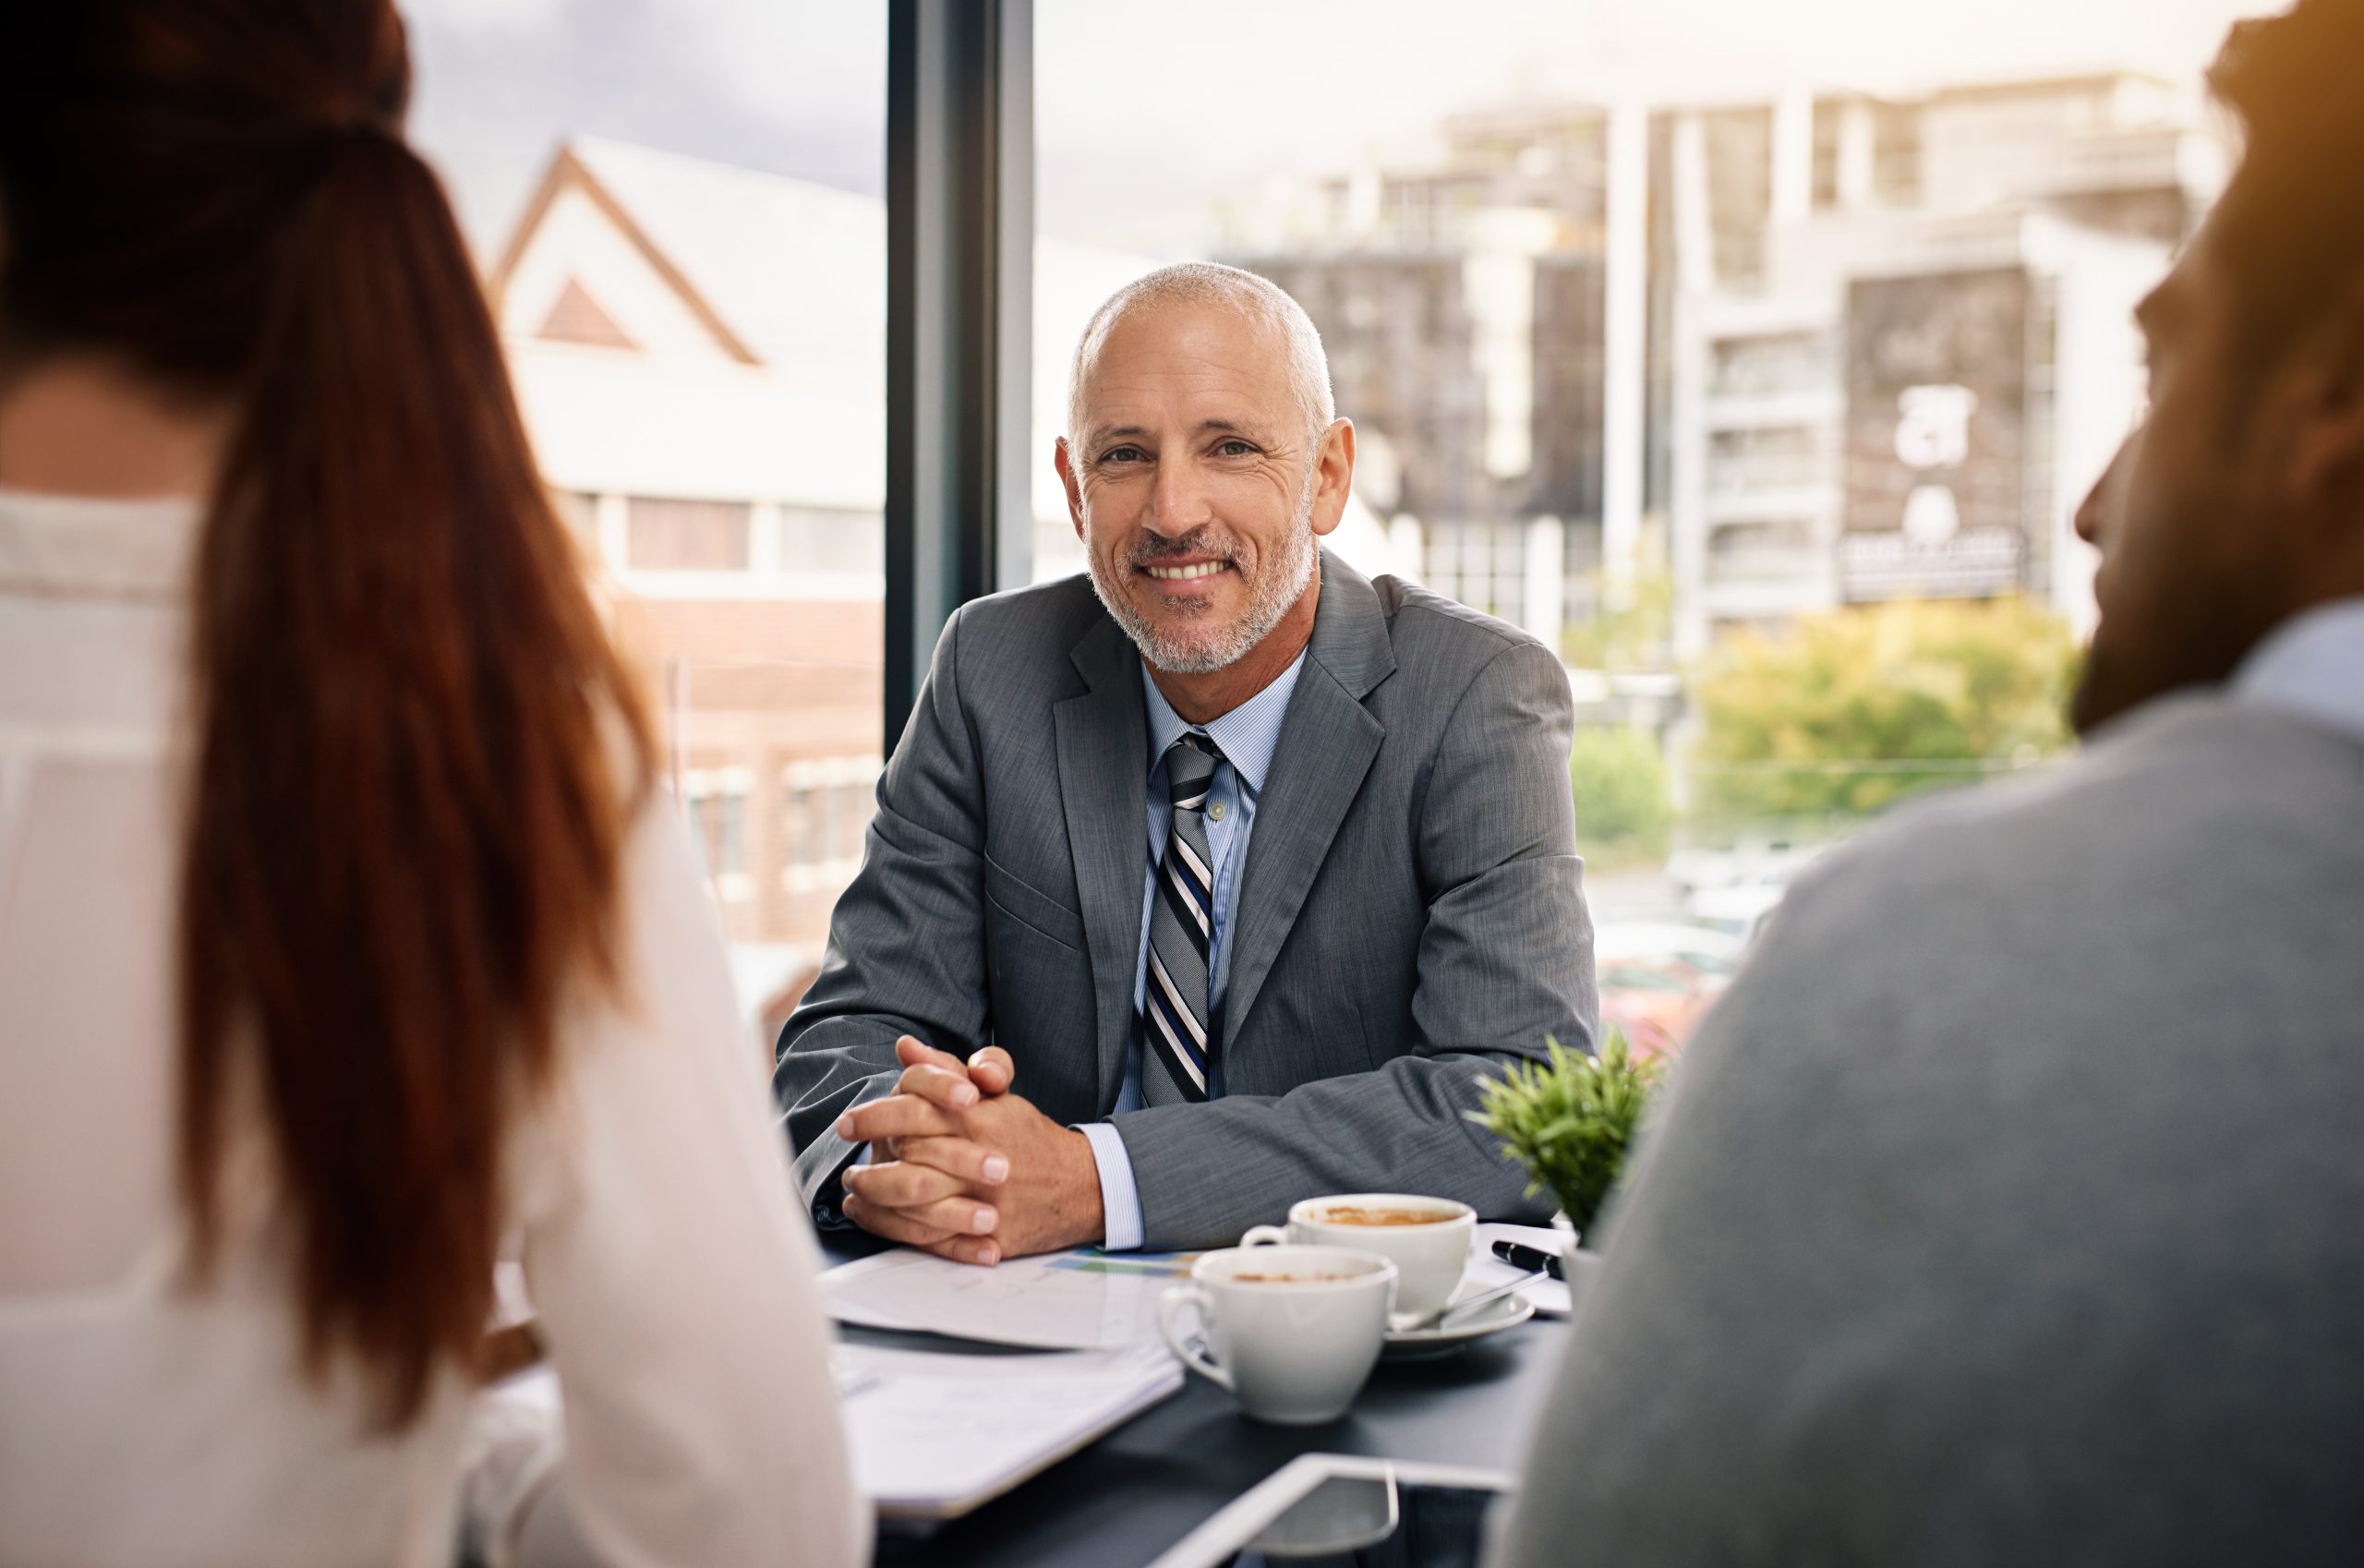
[{"xmin": 406, "ymin": 0, "xmax": 2274, "ymax": 259}]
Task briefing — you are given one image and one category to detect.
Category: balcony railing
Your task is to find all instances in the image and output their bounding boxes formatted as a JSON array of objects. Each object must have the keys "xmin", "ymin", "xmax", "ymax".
[
  {"xmin": 1706, "ymin": 455, "xmax": 1832, "ymax": 493},
  {"xmin": 1705, "ymin": 547, "xmax": 1825, "ymax": 585}
]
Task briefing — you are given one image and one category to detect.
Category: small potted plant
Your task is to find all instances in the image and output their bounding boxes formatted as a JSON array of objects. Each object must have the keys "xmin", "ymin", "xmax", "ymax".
[{"xmin": 1467, "ymin": 1029, "xmax": 1663, "ymax": 1260}]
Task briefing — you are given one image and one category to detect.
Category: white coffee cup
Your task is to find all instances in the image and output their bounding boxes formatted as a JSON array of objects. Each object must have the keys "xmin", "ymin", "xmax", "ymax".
[
  {"xmin": 1240, "ymin": 1193, "xmax": 1476, "ymax": 1320},
  {"xmin": 1156, "ymin": 1245, "xmax": 1397, "ymax": 1425}
]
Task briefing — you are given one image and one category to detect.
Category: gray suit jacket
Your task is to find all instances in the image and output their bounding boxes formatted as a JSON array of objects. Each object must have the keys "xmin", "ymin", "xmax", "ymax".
[
  {"xmin": 774, "ymin": 552, "xmax": 1596, "ymax": 1249},
  {"xmin": 1494, "ymin": 695, "xmax": 2364, "ymax": 1567}
]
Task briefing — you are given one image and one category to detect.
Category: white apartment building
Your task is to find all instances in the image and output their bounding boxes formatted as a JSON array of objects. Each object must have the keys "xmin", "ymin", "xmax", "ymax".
[{"xmin": 1662, "ymin": 77, "xmax": 2225, "ymax": 654}]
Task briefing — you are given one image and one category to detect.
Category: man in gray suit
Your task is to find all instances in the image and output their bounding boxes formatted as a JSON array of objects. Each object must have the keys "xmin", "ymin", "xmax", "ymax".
[
  {"xmin": 1497, "ymin": 5, "xmax": 2364, "ymax": 1562},
  {"xmin": 775, "ymin": 263, "xmax": 1595, "ymax": 1261}
]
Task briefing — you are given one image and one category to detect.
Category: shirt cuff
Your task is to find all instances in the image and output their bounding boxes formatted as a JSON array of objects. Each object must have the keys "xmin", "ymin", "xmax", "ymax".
[
  {"xmin": 1077, "ymin": 1121, "xmax": 1146, "ymax": 1252},
  {"xmin": 805, "ymin": 1137, "xmax": 870, "ymax": 1231}
]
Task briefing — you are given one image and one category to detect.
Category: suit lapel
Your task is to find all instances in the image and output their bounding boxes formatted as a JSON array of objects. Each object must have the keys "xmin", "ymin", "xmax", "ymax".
[
  {"xmin": 1221, "ymin": 553, "xmax": 1396, "ymax": 1053},
  {"xmin": 1054, "ymin": 617, "xmax": 1150, "ymax": 1112}
]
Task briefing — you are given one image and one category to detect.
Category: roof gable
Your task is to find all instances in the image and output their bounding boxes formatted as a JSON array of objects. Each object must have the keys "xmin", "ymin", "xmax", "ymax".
[
  {"xmin": 566, "ymin": 139, "xmax": 883, "ymax": 384},
  {"xmin": 490, "ymin": 145, "xmax": 761, "ymax": 365},
  {"xmin": 537, "ymin": 276, "xmax": 637, "ymax": 349}
]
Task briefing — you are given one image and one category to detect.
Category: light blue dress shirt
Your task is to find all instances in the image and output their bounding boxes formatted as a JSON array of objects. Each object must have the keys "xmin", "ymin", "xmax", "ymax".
[
  {"xmin": 1077, "ymin": 648, "xmax": 1309, "ymax": 1251},
  {"xmin": 2230, "ymin": 596, "xmax": 2364, "ymax": 742}
]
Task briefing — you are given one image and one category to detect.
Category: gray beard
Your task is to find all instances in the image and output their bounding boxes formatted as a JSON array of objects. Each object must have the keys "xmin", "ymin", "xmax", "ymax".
[{"xmin": 1086, "ymin": 476, "xmax": 1321, "ymax": 676}]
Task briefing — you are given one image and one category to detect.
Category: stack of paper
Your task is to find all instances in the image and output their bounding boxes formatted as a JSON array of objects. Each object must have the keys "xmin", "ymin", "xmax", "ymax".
[
  {"xmin": 820, "ymin": 1247, "xmax": 1200, "ymax": 1516},
  {"xmin": 834, "ymin": 1338, "xmax": 1182, "ymax": 1519},
  {"xmin": 824, "ymin": 1246, "xmax": 1199, "ymax": 1350}
]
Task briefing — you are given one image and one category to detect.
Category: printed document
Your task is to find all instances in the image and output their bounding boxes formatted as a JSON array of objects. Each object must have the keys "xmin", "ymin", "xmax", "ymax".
[
  {"xmin": 836, "ymin": 1338, "xmax": 1182, "ymax": 1519},
  {"xmin": 823, "ymin": 1246, "xmax": 1200, "ymax": 1350}
]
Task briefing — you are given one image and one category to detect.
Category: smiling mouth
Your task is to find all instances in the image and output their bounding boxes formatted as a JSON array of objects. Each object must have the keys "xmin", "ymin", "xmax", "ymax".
[{"xmin": 1142, "ymin": 562, "xmax": 1231, "ymax": 582}]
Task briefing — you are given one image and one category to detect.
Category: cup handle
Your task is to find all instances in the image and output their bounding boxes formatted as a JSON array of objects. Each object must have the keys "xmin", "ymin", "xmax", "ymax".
[
  {"xmin": 1157, "ymin": 1285, "xmax": 1232, "ymax": 1393},
  {"xmin": 1238, "ymin": 1224, "xmax": 1290, "ymax": 1248}
]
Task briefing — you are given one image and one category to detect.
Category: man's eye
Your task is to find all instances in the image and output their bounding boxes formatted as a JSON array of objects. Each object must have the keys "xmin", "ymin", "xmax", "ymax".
[
  {"xmin": 1214, "ymin": 440, "xmax": 1255, "ymax": 457},
  {"xmin": 1101, "ymin": 445, "xmax": 1146, "ymax": 464}
]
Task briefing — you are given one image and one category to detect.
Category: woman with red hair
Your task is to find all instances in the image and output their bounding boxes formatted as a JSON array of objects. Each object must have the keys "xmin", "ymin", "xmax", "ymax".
[{"xmin": 0, "ymin": 5, "xmax": 863, "ymax": 1563}]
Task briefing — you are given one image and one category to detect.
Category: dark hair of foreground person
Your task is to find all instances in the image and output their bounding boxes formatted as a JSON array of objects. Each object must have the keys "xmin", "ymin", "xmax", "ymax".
[{"xmin": 0, "ymin": 0, "xmax": 655, "ymax": 1426}]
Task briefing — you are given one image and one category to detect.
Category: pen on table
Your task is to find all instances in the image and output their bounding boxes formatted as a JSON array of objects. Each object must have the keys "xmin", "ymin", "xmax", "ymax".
[{"xmin": 1490, "ymin": 1238, "xmax": 1564, "ymax": 1281}]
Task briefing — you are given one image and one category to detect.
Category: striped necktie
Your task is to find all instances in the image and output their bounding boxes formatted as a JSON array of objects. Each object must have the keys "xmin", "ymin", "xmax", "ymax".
[{"xmin": 1141, "ymin": 732, "xmax": 1223, "ymax": 1104}]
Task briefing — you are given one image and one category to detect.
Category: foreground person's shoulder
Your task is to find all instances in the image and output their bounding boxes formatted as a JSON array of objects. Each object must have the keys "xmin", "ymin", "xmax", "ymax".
[{"xmin": 1767, "ymin": 691, "xmax": 2355, "ymax": 959}]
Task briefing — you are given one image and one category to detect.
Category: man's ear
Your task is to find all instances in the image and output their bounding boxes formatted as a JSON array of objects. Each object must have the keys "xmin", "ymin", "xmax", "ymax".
[
  {"xmin": 1055, "ymin": 437, "xmax": 1087, "ymax": 541},
  {"xmin": 1308, "ymin": 418, "xmax": 1357, "ymax": 538},
  {"xmin": 2283, "ymin": 271, "xmax": 2364, "ymax": 508}
]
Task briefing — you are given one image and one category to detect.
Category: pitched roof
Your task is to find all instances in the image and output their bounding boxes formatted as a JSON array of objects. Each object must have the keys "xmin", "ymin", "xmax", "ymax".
[
  {"xmin": 566, "ymin": 137, "xmax": 887, "ymax": 384},
  {"xmin": 494, "ymin": 136, "xmax": 1158, "ymax": 377}
]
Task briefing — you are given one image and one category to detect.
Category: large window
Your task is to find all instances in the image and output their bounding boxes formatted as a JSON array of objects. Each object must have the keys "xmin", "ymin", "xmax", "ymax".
[
  {"xmin": 407, "ymin": 1, "xmax": 886, "ymax": 1022},
  {"xmin": 1033, "ymin": 0, "xmax": 2234, "ymax": 1051}
]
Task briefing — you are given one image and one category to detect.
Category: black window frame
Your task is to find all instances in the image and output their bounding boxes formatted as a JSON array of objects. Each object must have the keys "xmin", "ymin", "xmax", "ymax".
[{"xmin": 882, "ymin": 0, "xmax": 1034, "ymax": 753}]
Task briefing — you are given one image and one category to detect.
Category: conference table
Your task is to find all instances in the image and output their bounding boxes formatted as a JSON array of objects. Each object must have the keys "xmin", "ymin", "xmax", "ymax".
[{"xmin": 824, "ymin": 1234, "xmax": 1570, "ymax": 1568}]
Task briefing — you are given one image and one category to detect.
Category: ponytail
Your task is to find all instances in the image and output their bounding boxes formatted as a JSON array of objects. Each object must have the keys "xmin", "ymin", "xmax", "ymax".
[{"xmin": 168, "ymin": 78, "xmax": 653, "ymax": 1421}]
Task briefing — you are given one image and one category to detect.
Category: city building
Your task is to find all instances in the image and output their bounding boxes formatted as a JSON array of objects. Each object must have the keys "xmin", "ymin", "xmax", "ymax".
[{"xmin": 1666, "ymin": 75, "xmax": 2223, "ymax": 656}]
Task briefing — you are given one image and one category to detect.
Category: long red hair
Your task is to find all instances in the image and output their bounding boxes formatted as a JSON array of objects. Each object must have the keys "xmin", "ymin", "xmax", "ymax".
[{"xmin": 0, "ymin": 2, "xmax": 655, "ymax": 1423}]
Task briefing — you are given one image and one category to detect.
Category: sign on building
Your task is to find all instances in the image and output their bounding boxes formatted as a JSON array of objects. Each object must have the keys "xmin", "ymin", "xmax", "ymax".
[{"xmin": 1840, "ymin": 268, "xmax": 2031, "ymax": 601}]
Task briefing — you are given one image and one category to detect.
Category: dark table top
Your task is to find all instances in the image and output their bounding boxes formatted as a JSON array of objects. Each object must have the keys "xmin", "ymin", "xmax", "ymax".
[{"xmin": 822, "ymin": 1236, "xmax": 1565, "ymax": 1568}]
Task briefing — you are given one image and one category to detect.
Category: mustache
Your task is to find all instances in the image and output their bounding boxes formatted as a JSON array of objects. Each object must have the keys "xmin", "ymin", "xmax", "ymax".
[{"xmin": 1128, "ymin": 529, "xmax": 1241, "ymax": 569}]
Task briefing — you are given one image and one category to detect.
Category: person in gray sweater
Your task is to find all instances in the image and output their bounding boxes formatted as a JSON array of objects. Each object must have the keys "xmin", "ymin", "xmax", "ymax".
[{"xmin": 1494, "ymin": 3, "xmax": 2364, "ymax": 1563}]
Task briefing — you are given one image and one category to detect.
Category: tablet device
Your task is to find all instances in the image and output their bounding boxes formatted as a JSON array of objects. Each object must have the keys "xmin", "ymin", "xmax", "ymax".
[{"xmin": 1147, "ymin": 1454, "xmax": 1515, "ymax": 1568}]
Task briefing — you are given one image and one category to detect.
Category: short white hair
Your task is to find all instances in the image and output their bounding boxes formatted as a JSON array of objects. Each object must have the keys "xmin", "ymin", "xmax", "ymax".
[{"xmin": 1065, "ymin": 262, "xmax": 1335, "ymax": 451}]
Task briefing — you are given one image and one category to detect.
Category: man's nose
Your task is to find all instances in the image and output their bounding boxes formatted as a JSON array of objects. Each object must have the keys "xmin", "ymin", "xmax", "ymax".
[
  {"xmin": 2075, "ymin": 435, "xmax": 2132, "ymax": 549},
  {"xmin": 1147, "ymin": 457, "xmax": 1213, "ymax": 537},
  {"xmin": 2072, "ymin": 474, "xmax": 2106, "ymax": 549}
]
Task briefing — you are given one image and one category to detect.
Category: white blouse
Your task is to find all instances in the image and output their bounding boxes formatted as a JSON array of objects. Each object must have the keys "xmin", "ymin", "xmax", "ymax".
[{"xmin": 0, "ymin": 488, "xmax": 867, "ymax": 1568}]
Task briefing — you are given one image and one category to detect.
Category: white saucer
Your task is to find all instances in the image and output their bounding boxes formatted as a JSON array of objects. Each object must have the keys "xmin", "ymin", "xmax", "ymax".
[{"xmin": 1381, "ymin": 1291, "xmax": 1536, "ymax": 1360}]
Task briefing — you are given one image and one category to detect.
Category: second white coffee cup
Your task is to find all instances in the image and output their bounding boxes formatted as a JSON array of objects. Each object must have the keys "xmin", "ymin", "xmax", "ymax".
[
  {"xmin": 1156, "ymin": 1244, "xmax": 1396, "ymax": 1425},
  {"xmin": 1241, "ymin": 1193, "xmax": 1476, "ymax": 1319}
]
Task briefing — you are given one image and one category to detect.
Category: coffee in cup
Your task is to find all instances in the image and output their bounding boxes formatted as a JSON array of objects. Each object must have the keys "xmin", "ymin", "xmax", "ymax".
[
  {"xmin": 1156, "ymin": 1244, "xmax": 1397, "ymax": 1425},
  {"xmin": 1311, "ymin": 1205, "xmax": 1455, "ymax": 1226},
  {"xmin": 1240, "ymin": 1194, "xmax": 1476, "ymax": 1320}
]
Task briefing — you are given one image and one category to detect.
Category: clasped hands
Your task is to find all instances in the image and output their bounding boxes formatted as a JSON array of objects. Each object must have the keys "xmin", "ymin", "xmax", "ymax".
[{"xmin": 836, "ymin": 1037, "xmax": 1104, "ymax": 1265}]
